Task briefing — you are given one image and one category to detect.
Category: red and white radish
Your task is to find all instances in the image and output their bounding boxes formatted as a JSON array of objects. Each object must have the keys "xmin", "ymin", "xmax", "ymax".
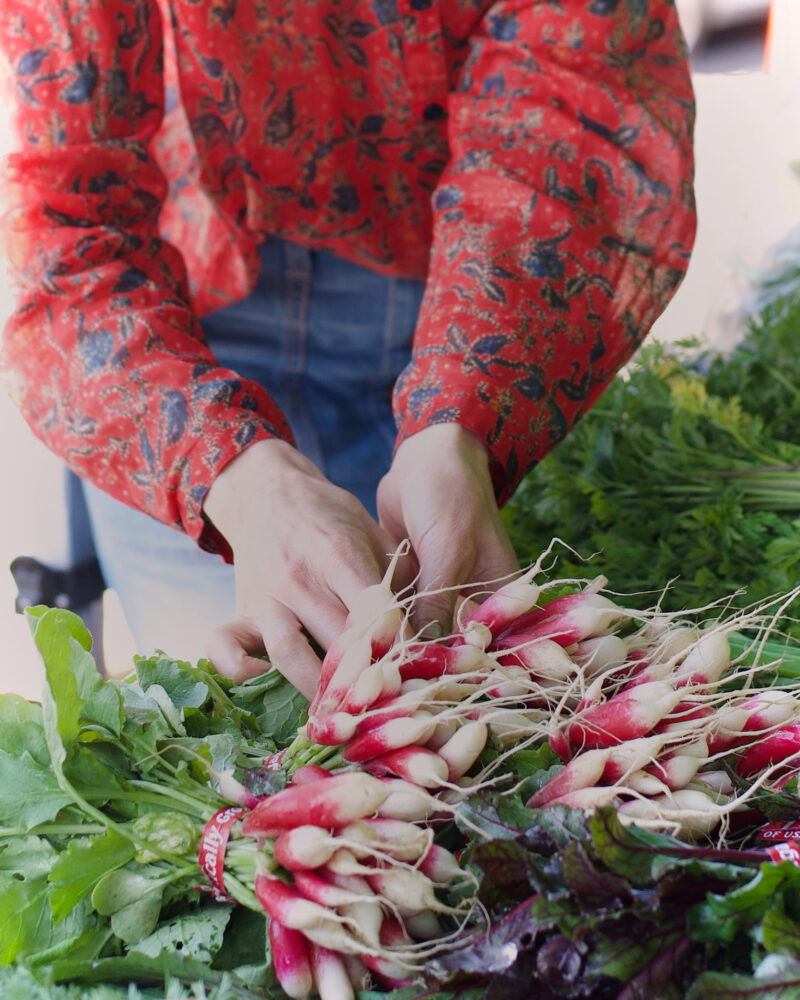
[{"xmin": 269, "ymin": 918, "xmax": 313, "ymax": 1000}]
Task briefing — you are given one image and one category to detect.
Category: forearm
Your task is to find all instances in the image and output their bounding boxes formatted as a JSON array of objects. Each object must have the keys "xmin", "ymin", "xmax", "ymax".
[
  {"xmin": 1, "ymin": 0, "xmax": 293, "ymax": 551},
  {"xmin": 393, "ymin": 0, "xmax": 696, "ymax": 504}
]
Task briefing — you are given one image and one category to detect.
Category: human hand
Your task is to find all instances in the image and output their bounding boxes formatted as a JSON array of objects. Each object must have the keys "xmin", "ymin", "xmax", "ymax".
[
  {"xmin": 203, "ymin": 439, "xmax": 415, "ymax": 698},
  {"xmin": 376, "ymin": 423, "xmax": 520, "ymax": 637}
]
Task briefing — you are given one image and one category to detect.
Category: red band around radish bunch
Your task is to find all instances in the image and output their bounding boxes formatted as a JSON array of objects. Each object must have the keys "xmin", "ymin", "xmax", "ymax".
[{"xmin": 198, "ymin": 805, "xmax": 248, "ymax": 901}]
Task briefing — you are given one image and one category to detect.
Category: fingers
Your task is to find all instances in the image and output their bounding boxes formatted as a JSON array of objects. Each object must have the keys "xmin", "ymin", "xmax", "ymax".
[
  {"xmin": 206, "ymin": 617, "xmax": 271, "ymax": 684},
  {"xmin": 256, "ymin": 598, "xmax": 323, "ymax": 701},
  {"xmin": 377, "ymin": 424, "xmax": 521, "ymax": 637},
  {"xmin": 206, "ymin": 604, "xmax": 322, "ymax": 701}
]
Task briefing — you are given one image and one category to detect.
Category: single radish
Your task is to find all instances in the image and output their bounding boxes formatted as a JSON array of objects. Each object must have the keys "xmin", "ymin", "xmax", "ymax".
[
  {"xmin": 564, "ymin": 681, "xmax": 683, "ymax": 752},
  {"xmin": 306, "ymin": 712, "xmax": 359, "ymax": 746},
  {"xmin": 330, "ymin": 819, "xmax": 379, "ymax": 858},
  {"xmin": 367, "ymin": 867, "xmax": 442, "ymax": 917},
  {"xmin": 526, "ymin": 748, "xmax": 611, "ymax": 809},
  {"xmin": 436, "ymin": 720, "xmax": 488, "ymax": 781},
  {"xmin": 356, "ymin": 688, "xmax": 432, "ymax": 733},
  {"xmin": 319, "ymin": 870, "xmax": 383, "ymax": 948},
  {"xmin": 546, "ymin": 784, "xmax": 623, "ymax": 810},
  {"xmin": 691, "ymin": 770, "xmax": 735, "ymax": 795},
  {"xmin": 624, "ymin": 769, "xmax": 671, "ymax": 796},
  {"xmin": 672, "ymin": 630, "xmax": 731, "ymax": 688},
  {"xmin": 707, "ymin": 690, "xmax": 800, "ymax": 755},
  {"xmin": 254, "ymin": 874, "xmax": 353, "ymax": 949},
  {"xmin": 359, "ymin": 945, "xmax": 414, "ymax": 988},
  {"xmin": 343, "ymin": 712, "xmax": 437, "ymax": 763},
  {"xmin": 493, "ymin": 582, "xmax": 609, "ymax": 640},
  {"xmin": 214, "ymin": 768, "xmax": 262, "ymax": 808},
  {"xmin": 549, "ymin": 676, "xmax": 605, "ymax": 760},
  {"xmin": 241, "ymin": 773, "xmax": 389, "ymax": 837},
  {"xmin": 341, "ymin": 657, "xmax": 403, "ymax": 714},
  {"xmin": 494, "ymin": 595, "xmax": 626, "ymax": 649},
  {"xmin": 339, "ymin": 663, "xmax": 387, "ymax": 715},
  {"xmin": 602, "ymin": 735, "xmax": 668, "ymax": 783},
  {"xmin": 418, "ymin": 843, "xmax": 464, "ymax": 884},
  {"xmin": 482, "ymin": 665, "xmax": 534, "ymax": 700},
  {"xmin": 404, "ymin": 909, "xmax": 443, "ymax": 940},
  {"xmin": 494, "ymin": 637, "xmax": 578, "ymax": 682},
  {"xmin": 426, "ymin": 714, "xmax": 462, "ymax": 751},
  {"xmin": 318, "ymin": 868, "xmax": 374, "ymax": 897},
  {"xmin": 293, "ymin": 869, "xmax": 376, "ymax": 909},
  {"xmin": 459, "ymin": 566, "xmax": 541, "ymax": 639},
  {"xmin": 273, "ymin": 826, "xmax": 340, "ymax": 871},
  {"xmin": 374, "ymin": 778, "xmax": 440, "ymax": 821},
  {"xmin": 325, "ymin": 848, "xmax": 371, "ymax": 877},
  {"xmin": 627, "ymin": 625, "xmax": 699, "ymax": 667},
  {"xmin": 360, "ymin": 918, "xmax": 416, "ymax": 987},
  {"xmin": 312, "ymin": 545, "xmax": 408, "ymax": 713},
  {"xmin": 313, "ymin": 635, "xmax": 375, "ymax": 718},
  {"xmin": 624, "ymin": 655, "xmax": 683, "ymax": 688},
  {"xmin": 346, "ymin": 817, "xmax": 432, "ymax": 862},
  {"xmin": 478, "ymin": 707, "xmax": 547, "ymax": 746},
  {"xmin": 269, "ymin": 919, "xmax": 313, "ymax": 1000},
  {"xmin": 291, "ymin": 765, "xmax": 333, "ymax": 786},
  {"xmin": 648, "ymin": 750, "xmax": 706, "ymax": 792},
  {"xmin": 398, "ymin": 642, "xmax": 490, "ymax": 681},
  {"xmin": 620, "ymin": 788, "xmax": 725, "ymax": 839},
  {"xmin": 735, "ymin": 723, "xmax": 800, "ymax": 777},
  {"xmin": 308, "ymin": 943, "xmax": 355, "ymax": 1000},
  {"xmin": 572, "ymin": 634, "xmax": 629, "ymax": 679},
  {"xmin": 363, "ymin": 745, "xmax": 449, "ymax": 788}
]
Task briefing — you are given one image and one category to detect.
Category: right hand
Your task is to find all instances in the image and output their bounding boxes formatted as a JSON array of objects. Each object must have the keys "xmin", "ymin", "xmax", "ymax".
[{"xmin": 202, "ymin": 439, "xmax": 415, "ymax": 699}]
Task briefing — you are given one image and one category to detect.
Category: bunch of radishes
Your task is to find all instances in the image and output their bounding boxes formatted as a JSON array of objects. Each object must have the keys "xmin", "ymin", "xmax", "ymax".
[
  {"xmin": 235, "ymin": 769, "xmax": 469, "ymax": 998},
  {"xmin": 521, "ymin": 599, "xmax": 800, "ymax": 839},
  {"xmin": 211, "ymin": 547, "xmax": 800, "ymax": 998}
]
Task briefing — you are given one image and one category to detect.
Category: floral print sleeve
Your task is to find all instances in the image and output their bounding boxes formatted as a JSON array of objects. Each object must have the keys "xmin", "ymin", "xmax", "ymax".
[
  {"xmin": 0, "ymin": 0, "xmax": 695, "ymax": 553},
  {"xmin": 393, "ymin": 1, "xmax": 696, "ymax": 502},
  {"xmin": 0, "ymin": 0, "xmax": 293, "ymax": 557}
]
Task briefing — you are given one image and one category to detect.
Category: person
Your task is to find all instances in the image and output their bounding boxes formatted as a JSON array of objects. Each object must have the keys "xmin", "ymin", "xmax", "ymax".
[{"xmin": 0, "ymin": 0, "xmax": 696, "ymax": 699}]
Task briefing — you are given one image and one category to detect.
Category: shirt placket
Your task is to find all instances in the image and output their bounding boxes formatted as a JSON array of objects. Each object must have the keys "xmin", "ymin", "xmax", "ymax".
[{"xmin": 400, "ymin": 0, "xmax": 450, "ymax": 118}]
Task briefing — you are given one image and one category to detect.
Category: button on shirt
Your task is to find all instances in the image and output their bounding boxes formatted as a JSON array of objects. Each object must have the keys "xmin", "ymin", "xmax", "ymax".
[{"xmin": 0, "ymin": 0, "xmax": 696, "ymax": 558}]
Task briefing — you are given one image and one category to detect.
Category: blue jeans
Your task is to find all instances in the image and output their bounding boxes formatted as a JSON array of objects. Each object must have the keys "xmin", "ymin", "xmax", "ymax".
[{"xmin": 81, "ymin": 236, "xmax": 425, "ymax": 660}]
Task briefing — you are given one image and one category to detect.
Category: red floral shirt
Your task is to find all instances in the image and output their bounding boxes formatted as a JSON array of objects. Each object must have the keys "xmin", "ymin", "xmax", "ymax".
[{"xmin": 0, "ymin": 0, "xmax": 695, "ymax": 558}]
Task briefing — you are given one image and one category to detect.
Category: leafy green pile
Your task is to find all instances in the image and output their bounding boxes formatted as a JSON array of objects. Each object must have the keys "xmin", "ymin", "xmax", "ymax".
[
  {"xmin": 0, "ymin": 605, "xmax": 309, "ymax": 999},
  {"xmin": 503, "ymin": 293, "xmax": 800, "ymax": 635}
]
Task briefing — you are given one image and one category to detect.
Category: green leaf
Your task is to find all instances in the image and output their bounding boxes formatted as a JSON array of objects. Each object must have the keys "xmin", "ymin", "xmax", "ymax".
[
  {"xmin": 135, "ymin": 654, "xmax": 210, "ymax": 711},
  {"xmin": 691, "ymin": 952, "xmax": 800, "ymax": 999},
  {"xmin": 762, "ymin": 907, "xmax": 800, "ymax": 959},
  {"xmin": 91, "ymin": 869, "xmax": 164, "ymax": 944},
  {"xmin": 0, "ymin": 870, "xmax": 93, "ymax": 966},
  {"xmin": 212, "ymin": 906, "xmax": 269, "ymax": 985},
  {"xmin": 237, "ymin": 670, "xmax": 310, "ymax": 746},
  {"xmin": 0, "ymin": 749, "xmax": 74, "ymax": 829},
  {"xmin": 27, "ymin": 607, "xmax": 122, "ymax": 740},
  {"xmin": 0, "ymin": 835, "xmax": 59, "ymax": 883},
  {"xmin": 703, "ymin": 864, "xmax": 800, "ymax": 943},
  {"xmin": 48, "ymin": 830, "xmax": 136, "ymax": 923},
  {"xmin": 586, "ymin": 925, "xmax": 681, "ymax": 983},
  {"xmin": 131, "ymin": 905, "xmax": 232, "ymax": 963},
  {"xmin": 0, "ymin": 694, "xmax": 49, "ymax": 761},
  {"xmin": 47, "ymin": 952, "xmax": 272, "ymax": 997}
]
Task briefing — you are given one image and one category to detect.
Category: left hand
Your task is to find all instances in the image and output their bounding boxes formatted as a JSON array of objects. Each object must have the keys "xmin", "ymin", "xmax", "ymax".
[{"xmin": 377, "ymin": 423, "xmax": 520, "ymax": 637}]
